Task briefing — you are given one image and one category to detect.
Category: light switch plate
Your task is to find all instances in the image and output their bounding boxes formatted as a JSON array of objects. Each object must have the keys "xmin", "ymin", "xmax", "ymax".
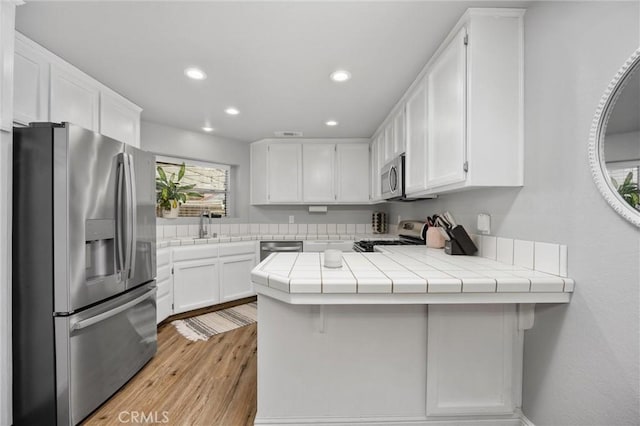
[
  {"xmin": 477, "ymin": 213, "xmax": 491, "ymax": 234},
  {"xmin": 289, "ymin": 215, "xmax": 295, "ymax": 224}
]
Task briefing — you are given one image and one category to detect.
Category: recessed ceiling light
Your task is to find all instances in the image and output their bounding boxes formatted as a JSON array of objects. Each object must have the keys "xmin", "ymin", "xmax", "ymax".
[
  {"xmin": 325, "ymin": 120, "xmax": 338, "ymax": 126},
  {"xmin": 202, "ymin": 126, "xmax": 214, "ymax": 132},
  {"xmin": 225, "ymin": 107, "xmax": 240, "ymax": 115},
  {"xmin": 184, "ymin": 67, "xmax": 207, "ymax": 80},
  {"xmin": 330, "ymin": 70, "xmax": 351, "ymax": 82}
]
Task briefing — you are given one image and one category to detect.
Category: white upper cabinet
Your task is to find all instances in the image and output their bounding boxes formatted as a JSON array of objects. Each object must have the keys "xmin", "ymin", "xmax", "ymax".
[
  {"xmin": 370, "ymin": 137, "xmax": 381, "ymax": 202},
  {"xmin": 50, "ymin": 64, "xmax": 100, "ymax": 131},
  {"xmin": 426, "ymin": 27, "xmax": 467, "ymax": 189},
  {"xmin": 13, "ymin": 33, "xmax": 48, "ymax": 126},
  {"xmin": 99, "ymin": 91, "xmax": 142, "ymax": 147},
  {"xmin": 462, "ymin": 10, "xmax": 524, "ymax": 190},
  {"xmin": 392, "ymin": 108, "xmax": 405, "ymax": 157},
  {"xmin": 250, "ymin": 142, "xmax": 269, "ymax": 205},
  {"xmin": 173, "ymin": 257, "xmax": 220, "ymax": 314},
  {"xmin": 268, "ymin": 143, "xmax": 302, "ymax": 203},
  {"xmin": 373, "ymin": 8, "xmax": 524, "ymax": 197},
  {"xmin": 0, "ymin": 2, "xmax": 15, "ymax": 132},
  {"xmin": 336, "ymin": 143, "xmax": 370, "ymax": 203},
  {"xmin": 13, "ymin": 33, "xmax": 142, "ymax": 145},
  {"xmin": 303, "ymin": 143, "xmax": 335, "ymax": 202},
  {"xmin": 404, "ymin": 78, "xmax": 428, "ymax": 194},
  {"xmin": 250, "ymin": 139, "xmax": 370, "ymax": 204},
  {"xmin": 383, "ymin": 122, "xmax": 393, "ymax": 165}
]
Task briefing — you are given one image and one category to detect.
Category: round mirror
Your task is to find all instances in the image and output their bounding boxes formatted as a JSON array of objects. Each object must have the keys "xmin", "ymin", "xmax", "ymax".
[{"xmin": 589, "ymin": 48, "xmax": 640, "ymax": 227}]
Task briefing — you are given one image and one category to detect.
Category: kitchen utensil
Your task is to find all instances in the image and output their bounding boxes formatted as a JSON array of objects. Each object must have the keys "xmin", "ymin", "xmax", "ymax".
[{"xmin": 426, "ymin": 226, "xmax": 446, "ymax": 248}]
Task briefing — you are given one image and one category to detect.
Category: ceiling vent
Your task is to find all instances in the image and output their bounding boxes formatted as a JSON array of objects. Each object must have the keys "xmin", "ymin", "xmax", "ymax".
[{"xmin": 274, "ymin": 131, "xmax": 303, "ymax": 137}]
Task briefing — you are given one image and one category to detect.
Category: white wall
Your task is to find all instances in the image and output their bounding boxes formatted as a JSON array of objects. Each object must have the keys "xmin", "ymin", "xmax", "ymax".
[
  {"xmin": 142, "ymin": 121, "xmax": 381, "ymax": 225},
  {"xmin": 388, "ymin": 2, "xmax": 640, "ymax": 424},
  {"xmin": 141, "ymin": 120, "xmax": 251, "ymax": 221}
]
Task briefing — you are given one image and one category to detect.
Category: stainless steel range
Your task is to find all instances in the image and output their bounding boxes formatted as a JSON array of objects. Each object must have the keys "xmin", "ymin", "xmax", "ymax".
[{"xmin": 353, "ymin": 220, "xmax": 427, "ymax": 252}]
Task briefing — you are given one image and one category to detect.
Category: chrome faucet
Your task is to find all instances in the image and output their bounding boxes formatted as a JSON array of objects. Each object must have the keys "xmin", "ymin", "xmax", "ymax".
[{"xmin": 199, "ymin": 210, "xmax": 210, "ymax": 239}]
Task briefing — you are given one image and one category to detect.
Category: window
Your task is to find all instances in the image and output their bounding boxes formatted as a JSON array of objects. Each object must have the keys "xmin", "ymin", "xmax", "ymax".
[{"xmin": 156, "ymin": 156, "xmax": 231, "ymax": 217}]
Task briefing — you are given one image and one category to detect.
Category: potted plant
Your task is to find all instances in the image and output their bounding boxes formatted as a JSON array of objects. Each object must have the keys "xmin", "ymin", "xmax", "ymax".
[
  {"xmin": 611, "ymin": 171, "xmax": 640, "ymax": 211},
  {"xmin": 156, "ymin": 163, "xmax": 202, "ymax": 218}
]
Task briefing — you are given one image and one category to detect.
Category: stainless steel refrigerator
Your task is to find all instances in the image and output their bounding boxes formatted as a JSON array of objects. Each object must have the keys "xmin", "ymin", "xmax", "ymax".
[{"xmin": 12, "ymin": 122, "xmax": 157, "ymax": 425}]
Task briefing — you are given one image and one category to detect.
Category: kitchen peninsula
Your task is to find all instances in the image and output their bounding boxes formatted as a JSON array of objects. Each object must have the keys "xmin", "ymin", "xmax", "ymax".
[{"xmin": 251, "ymin": 247, "xmax": 574, "ymax": 425}]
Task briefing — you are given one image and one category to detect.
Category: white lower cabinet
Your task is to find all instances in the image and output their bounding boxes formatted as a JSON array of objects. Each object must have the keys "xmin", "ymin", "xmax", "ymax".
[
  {"xmin": 426, "ymin": 304, "xmax": 520, "ymax": 416},
  {"xmin": 220, "ymin": 254, "xmax": 257, "ymax": 302},
  {"xmin": 159, "ymin": 241, "xmax": 258, "ymax": 320},
  {"xmin": 173, "ymin": 257, "xmax": 220, "ymax": 314},
  {"xmin": 156, "ymin": 247, "xmax": 173, "ymax": 324}
]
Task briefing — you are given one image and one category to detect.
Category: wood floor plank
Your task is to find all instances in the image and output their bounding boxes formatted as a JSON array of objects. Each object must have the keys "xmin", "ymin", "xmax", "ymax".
[{"xmin": 82, "ymin": 321, "xmax": 257, "ymax": 425}]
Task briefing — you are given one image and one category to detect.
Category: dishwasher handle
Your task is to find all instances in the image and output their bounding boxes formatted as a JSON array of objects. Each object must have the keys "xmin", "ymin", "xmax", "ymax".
[{"xmin": 261, "ymin": 247, "xmax": 302, "ymax": 252}]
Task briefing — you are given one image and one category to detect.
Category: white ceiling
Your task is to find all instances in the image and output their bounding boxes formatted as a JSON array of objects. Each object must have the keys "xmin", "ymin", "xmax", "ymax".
[{"xmin": 16, "ymin": 1, "xmax": 528, "ymax": 142}]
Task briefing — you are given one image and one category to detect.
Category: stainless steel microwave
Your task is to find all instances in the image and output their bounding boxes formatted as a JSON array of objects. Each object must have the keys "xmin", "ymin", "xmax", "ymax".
[{"xmin": 381, "ymin": 155, "xmax": 405, "ymax": 200}]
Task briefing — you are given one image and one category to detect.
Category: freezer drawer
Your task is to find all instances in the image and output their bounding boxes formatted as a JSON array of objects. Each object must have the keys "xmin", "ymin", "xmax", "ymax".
[{"xmin": 55, "ymin": 284, "xmax": 157, "ymax": 425}]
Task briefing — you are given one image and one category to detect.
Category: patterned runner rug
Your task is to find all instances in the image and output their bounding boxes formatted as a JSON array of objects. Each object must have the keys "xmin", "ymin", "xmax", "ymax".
[{"xmin": 172, "ymin": 301, "xmax": 257, "ymax": 341}]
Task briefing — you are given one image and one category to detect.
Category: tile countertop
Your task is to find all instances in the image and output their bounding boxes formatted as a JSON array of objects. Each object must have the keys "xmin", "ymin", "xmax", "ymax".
[
  {"xmin": 156, "ymin": 234, "xmax": 396, "ymax": 248},
  {"xmin": 251, "ymin": 246, "xmax": 575, "ymax": 305}
]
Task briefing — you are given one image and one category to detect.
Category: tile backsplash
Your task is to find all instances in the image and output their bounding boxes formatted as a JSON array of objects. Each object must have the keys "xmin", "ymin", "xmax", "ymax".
[
  {"xmin": 157, "ymin": 222, "xmax": 380, "ymax": 239},
  {"xmin": 473, "ymin": 234, "xmax": 568, "ymax": 277}
]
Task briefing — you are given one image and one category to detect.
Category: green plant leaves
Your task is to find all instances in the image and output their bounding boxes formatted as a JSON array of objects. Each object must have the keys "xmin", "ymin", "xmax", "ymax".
[
  {"xmin": 156, "ymin": 163, "xmax": 204, "ymax": 212},
  {"xmin": 611, "ymin": 171, "xmax": 640, "ymax": 210}
]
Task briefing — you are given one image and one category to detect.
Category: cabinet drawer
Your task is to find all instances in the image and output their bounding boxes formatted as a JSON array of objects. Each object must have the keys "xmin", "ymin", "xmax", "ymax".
[
  {"xmin": 172, "ymin": 244, "xmax": 219, "ymax": 262},
  {"xmin": 157, "ymin": 265, "xmax": 171, "ymax": 282},
  {"xmin": 157, "ymin": 248, "xmax": 171, "ymax": 267},
  {"xmin": 219, "ymin": 241, "xmax": 257, "ymax": 257},
  {"xmin": 157, "ymin": 276, "xmax": 172, "ymax": 298}
]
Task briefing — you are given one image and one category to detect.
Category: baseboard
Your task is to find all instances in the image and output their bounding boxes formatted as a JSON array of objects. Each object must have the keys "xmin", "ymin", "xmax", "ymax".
[
  {"xmin": 159, "ymin": 295, "xmax": 257, "ymax": 324},
  {"xmin": 255, "ymin": 412, "xmax": 532, "ymax": 426}
]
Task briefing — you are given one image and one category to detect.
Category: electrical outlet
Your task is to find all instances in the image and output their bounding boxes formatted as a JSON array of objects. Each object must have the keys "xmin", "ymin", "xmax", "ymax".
[
  {"xmin": 289, "ymin": 215, "xmax": 295, "ymax": 224},
  {"xmin": 477, "ymin": 213, "xmax": 491, "ymax": 235}
]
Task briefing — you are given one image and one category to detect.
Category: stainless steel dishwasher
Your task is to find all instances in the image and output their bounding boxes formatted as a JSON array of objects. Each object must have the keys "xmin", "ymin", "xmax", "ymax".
[{"xmin": 260, "ymin": 241, "xmax": 303, "ymax": 261}]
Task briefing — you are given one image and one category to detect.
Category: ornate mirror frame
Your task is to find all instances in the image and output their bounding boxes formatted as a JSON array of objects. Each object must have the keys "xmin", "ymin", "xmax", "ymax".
[{"xmin": 589, "ymin": 48, "xmax": 640, "ymax": 227}]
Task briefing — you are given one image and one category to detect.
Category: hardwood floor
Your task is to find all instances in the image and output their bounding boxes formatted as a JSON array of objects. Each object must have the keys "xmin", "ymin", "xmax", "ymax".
[{"xmin": 83, "ymin": 321, "xmax": 257, "ymax": 425}]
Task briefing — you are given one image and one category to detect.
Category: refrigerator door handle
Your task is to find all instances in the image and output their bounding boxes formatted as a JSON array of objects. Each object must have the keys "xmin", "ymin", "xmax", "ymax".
[
  {"xmin": 122, "ymin": 153, "xmax": 134, "ymax": 279},
  {"xmin": 115, "ymin": 155, "xmax": 126, "ymax": 275},
  {"xmin": 69, "ymin": 288, "xmax": 155, "ymax": 331},
  {"xmin": 127, "ymin": 153, "xmax": 138, "ymax": 280}
]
